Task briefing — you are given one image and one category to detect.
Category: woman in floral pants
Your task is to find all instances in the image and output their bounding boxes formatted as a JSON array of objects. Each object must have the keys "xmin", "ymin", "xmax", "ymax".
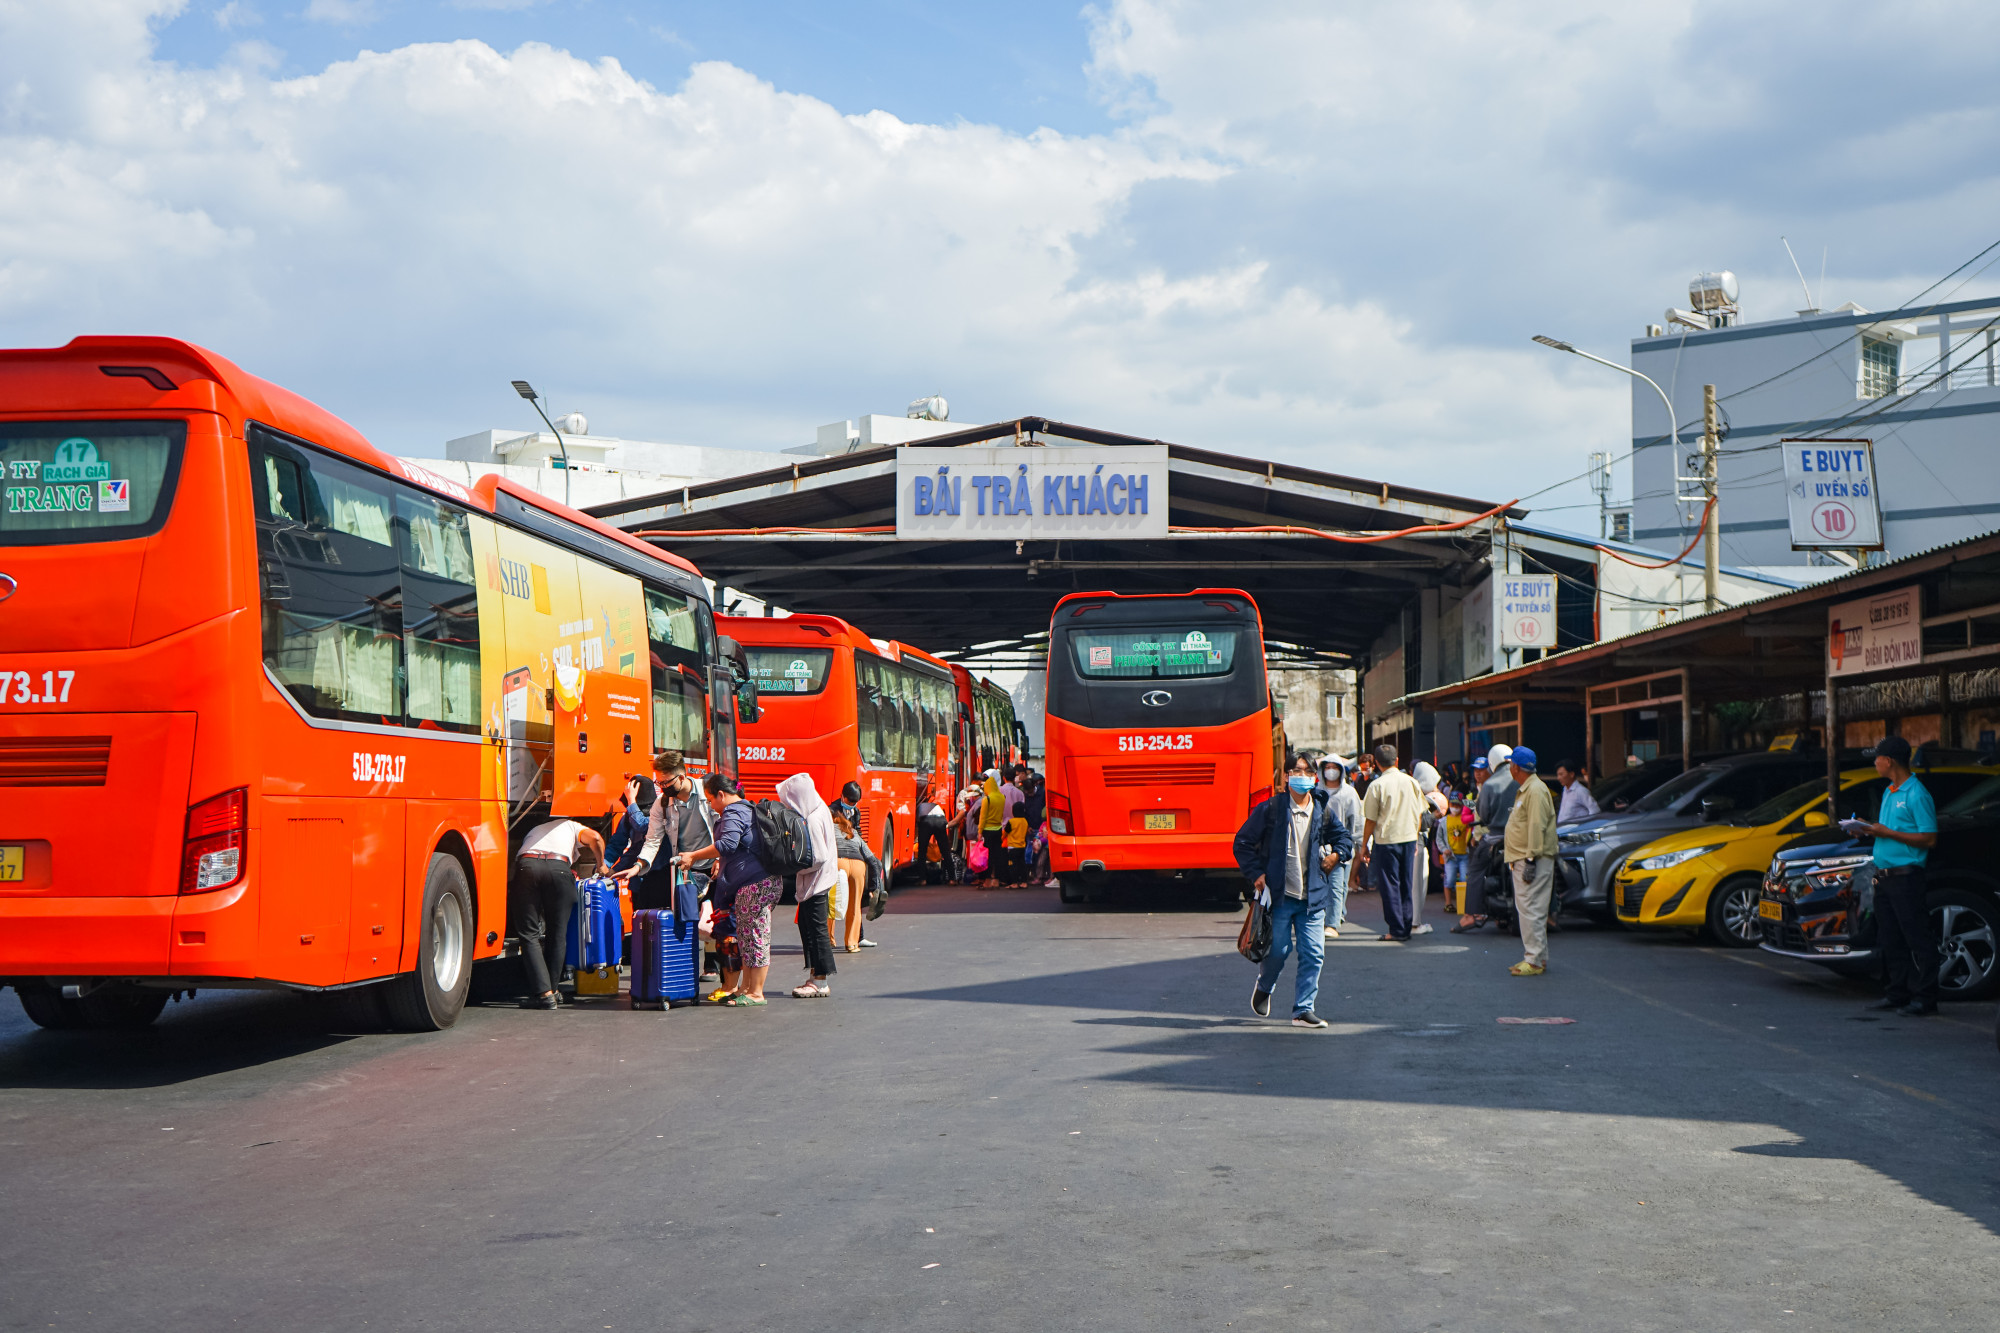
[{"xmin": 675, "ymin": 773, "xmax": 779, "ymax": 1006}]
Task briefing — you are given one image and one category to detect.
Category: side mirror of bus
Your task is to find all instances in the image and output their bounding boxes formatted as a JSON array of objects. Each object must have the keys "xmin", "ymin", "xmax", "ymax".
[{"xmin": 736, "ymin": 677, "xmax": 762, "ymax": 724}]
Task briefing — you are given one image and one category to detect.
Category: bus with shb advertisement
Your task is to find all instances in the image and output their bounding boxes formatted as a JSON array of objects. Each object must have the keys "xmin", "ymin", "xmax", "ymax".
[
  {"xmin": 721, "ymin": 612, "xmax": 1012, "ymax": 874},
  {"xmin": 1040, "ymin": 589, "xmax": 1275, "ymax": 902},
  {"xmin": 0, "ymin": 336, "xmax": 752, "ymax": 1032}
]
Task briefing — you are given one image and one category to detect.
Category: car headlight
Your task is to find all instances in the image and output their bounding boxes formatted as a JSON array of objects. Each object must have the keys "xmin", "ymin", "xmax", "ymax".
[
  {"xmin": 1559, "ymin": 829, "xmax": 1602, "ymax": 847},
  {"xmin": 1630, "ymin": 844, "xmax": 1723, "ymax": 871}
]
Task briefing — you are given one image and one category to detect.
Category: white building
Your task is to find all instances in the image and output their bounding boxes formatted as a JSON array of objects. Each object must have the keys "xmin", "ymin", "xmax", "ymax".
[{"xmin": 1629, "ymin": 284, "xmax": 2000, "ymax": 568}]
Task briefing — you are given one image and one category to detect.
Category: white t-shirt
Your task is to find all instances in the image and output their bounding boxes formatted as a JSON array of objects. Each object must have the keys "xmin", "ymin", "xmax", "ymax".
[{"xmin": 520, "ymin": 819, "xmax": 587, "ymax": 862}]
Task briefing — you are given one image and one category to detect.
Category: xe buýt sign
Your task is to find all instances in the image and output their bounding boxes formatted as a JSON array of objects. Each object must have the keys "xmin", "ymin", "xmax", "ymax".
[{"xmin": 1781, "ymin": 438, "xmax": 1882, "ymax": 551}]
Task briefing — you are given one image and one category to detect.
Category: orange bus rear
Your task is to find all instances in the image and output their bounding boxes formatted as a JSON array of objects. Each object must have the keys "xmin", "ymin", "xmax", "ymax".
[
  {"xmin": 1041, "ymin": 589, "xmax": 1274, "ymax": 901},
  {"xmin": 0, "ymin": 336, "xmax": 736, "ymax": 1030},
  {"xmin": 722, "ymin": 614, "xmax": 957, "ymax": 874}
]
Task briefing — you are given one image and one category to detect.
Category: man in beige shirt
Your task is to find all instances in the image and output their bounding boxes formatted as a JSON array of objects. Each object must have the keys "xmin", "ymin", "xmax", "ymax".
[
  {"xmin": 1360, "ymin": 743, "xmax": 1425, "ymax": 941},
  {"xmin": 1502, "ymin": 745, "xmax": 1559, "ymax": 975}
]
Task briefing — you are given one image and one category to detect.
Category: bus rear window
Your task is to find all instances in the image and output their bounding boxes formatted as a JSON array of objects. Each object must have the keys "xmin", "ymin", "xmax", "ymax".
[
  {"xmin": 746, "ymin": 648, "xmax": 833, "ymax": 696},
  {"xmin": 1070, "ymin": 628, "xmax": 1238, "ymax": 679},
  {"xmin": 0, "ymin": 420, "xmax": 186, "ymax": 544}
]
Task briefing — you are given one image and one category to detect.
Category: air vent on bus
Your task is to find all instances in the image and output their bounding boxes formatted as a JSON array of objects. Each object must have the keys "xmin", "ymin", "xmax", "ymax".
[
  {"xmin": 1102, "ymin": 762, "xmax": 1216, "ymax": 787},
  {"xmin": 0, "ymin": 736, "xmax": 112, "ymax": 786},
  {"xmin": 738, "ymin": 775, "xmax": 781, "ymax": 803}
]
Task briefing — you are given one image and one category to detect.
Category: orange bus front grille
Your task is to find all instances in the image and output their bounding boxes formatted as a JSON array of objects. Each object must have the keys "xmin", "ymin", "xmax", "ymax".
[
  {"xmin": 0, "ymin": 736, "xmax": 112, "ymax": 787},
  {"xmin": 1102, "ymin": 762, "xmax": 1216, "ymax": 788},
  {"xmin": 739, "ymin": 775, "xmax": 781, "ymax": 803}
]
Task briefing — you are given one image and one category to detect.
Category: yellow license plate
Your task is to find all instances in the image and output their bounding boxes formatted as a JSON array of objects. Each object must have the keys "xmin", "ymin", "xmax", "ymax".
[
  {"xmin": 0, "ymin": 845, "xmax": 22, "ymax": 882},
  {"xmin": 1758, "ymin": 899, "xmax": 1783, "ymax": 921},
  {"xmin": 1144, "ymin": 812, "xmax": 1175, "ymax": 830}
]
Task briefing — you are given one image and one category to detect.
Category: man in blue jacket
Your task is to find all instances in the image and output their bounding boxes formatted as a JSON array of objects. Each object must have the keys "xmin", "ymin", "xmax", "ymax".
[{"xmin": 1233, "ymin": 754, "xmax": 1355, "ymax": 1028}]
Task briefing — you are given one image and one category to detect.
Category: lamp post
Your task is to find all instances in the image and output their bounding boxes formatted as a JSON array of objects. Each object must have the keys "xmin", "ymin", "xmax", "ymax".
[
  {"xmin": 1532, "ymin": 335, "xmax": 1718, "ymax": 612},
  {"xmin": 511, "ymin": 379, "xmax": 570, "ymax": 505}
]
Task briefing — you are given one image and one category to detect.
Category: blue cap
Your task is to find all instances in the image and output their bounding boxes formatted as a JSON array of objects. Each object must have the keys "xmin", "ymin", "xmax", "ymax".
[
  {"xmin": 1509, "ymin": 745, "xmax": 1537, "ymax": 769},
  {"xmin": 1471, "ymin": 756, "xmax": 1489, "ymax": 770}
]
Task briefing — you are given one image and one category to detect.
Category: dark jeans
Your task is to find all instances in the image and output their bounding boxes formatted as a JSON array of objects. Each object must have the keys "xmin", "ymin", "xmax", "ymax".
[
  {"xmin": 915, "ymin": 815, "xmax": 950, "ymax": 872},
  {"xmin": 512, "ymin": 856, "xmax": 579, "ymax": 997},
  {"xmin": 798, "ymin": 892, "xmax": 838, "ymax": 978},
  {"xmin": 1875, "ymin": 865, "xmax": 1938, "ymax": 1005},
  {"xmin": 1374, "ymin": 841, "xmax": 1415, "ymax": 939}
]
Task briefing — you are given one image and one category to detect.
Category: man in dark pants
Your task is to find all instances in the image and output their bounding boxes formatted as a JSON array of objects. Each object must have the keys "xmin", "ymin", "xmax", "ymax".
[
  {"xmin": 1359, "ymin": 743, "xmax": 1425, "ymax": 942},
  {"xmin": 1859, "ymin": 736, "xmax": 1941, "ymax": 1016}
]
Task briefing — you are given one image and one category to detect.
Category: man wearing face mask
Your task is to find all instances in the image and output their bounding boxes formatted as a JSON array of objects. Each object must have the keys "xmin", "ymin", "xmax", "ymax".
[
  {"xmin": 1233, "ymin": 754, "xmax": 1353, "ymax": 1029},
  {"xmin": 618, "ymin": 750, "xmax": 715, "ymax": 919}
]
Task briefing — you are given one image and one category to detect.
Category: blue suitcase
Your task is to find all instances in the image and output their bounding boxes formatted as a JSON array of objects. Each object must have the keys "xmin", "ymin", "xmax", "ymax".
[
  {"xmin": 566, "ymin": 876, "xmax": 624, "ymax": 971},
  {"xmin": 631, "ymin": 908, "xmax": 701, "ymax": 1009}
]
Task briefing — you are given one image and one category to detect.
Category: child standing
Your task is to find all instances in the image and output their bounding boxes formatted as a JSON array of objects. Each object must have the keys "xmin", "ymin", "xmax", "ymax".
[{"xmin": 1001, "ymin": 801, "xmax": 1030, "ymax": 885}]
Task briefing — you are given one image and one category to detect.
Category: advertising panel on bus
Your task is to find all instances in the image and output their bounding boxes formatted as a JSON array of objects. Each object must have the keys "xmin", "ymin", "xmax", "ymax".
[
  {"xmin": 1040, "ymin": 589, "xmax": 1273, "ymax": 901},
  {"xmin": 0, "ymin": 336, "xmax": 724, "ymax": 1032}
]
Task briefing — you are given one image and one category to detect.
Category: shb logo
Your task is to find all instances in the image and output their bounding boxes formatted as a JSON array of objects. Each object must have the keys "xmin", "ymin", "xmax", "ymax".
[{"xmin": 1141, "ymin": 690, "xmax": 1172, "ymax": 707}]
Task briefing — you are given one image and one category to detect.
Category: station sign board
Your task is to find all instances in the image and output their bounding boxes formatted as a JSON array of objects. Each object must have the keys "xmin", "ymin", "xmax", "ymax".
[
  {"xmin": 1499, "ymin": 575, "xmax": 1557, "ymax": 649},
  {"xmin": 895, "ymin": 446, "xmax": 1169, "ymax": 541},
  {"xmin": 1781, "ymin": 438, "xmax": 1882, "ymax": 550},
  {"xmin": 1827, "ymin": 585, "xmax": 1920, "ymax": 678}
]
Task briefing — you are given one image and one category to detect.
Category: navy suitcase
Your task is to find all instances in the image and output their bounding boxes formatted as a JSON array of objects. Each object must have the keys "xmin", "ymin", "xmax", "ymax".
[{"xmin": 631, "ymin": 908, "xmax": 701, "ymax": 1009}]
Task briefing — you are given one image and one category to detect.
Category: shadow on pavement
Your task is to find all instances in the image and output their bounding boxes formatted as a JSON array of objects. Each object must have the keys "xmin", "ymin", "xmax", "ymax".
[{"xmin": 0, "ymin": 989, "xmax": 385, "ymax": 1091}]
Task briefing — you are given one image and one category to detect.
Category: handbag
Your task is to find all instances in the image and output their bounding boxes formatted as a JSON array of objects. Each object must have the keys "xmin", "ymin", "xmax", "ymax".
[
  {"xmin": 1237, "ymin": 893, "xmax": 1272, "ymax": 963},
  {"xmin": 968, "ymin": 840, "xmax": 989, "ymax": 873}
]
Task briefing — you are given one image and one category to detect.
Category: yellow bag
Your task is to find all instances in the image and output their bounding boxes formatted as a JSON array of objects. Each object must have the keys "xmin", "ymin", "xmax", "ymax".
[{"xmin": 574, "ymin": 963, "xmax": 620, "ymax": 998}]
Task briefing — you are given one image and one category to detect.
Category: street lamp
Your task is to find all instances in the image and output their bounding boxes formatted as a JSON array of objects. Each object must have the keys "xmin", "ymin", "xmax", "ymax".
[
  {"xmin": 511, "ymin": 379, "xmax": 571, "ymax": 505},
  {"xmin": 1531, "ymin": 335, "xmax": 1683, "ymax": 463}
]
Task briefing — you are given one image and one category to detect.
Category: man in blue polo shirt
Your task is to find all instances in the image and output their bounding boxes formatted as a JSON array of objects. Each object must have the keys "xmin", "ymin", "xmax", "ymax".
[{"xmin": 1860, "ymin": 736, "xmax": 1940, "ymax": 1016}]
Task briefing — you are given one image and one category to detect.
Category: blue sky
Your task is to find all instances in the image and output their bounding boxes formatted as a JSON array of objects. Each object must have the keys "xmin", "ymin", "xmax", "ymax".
[
  {"xmin": 153, "ymin": 1, "xmax": 1114, "ymax": 136},
  {"xmin": 9, "ymin": 1, "xmax": 2000, "ymax": 555}
]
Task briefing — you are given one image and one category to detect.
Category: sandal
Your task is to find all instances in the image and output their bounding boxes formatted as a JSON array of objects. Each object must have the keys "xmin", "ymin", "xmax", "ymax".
[
  {"xmin": 705, "ymin": 988, "xmax": 736, "ymax": 1004},
  {"xmin": 724, "ymin": 994, "xmax": 768, "ymax": 1006},
  {"xmin": 791, "ymin": 981, "xmax": 830, "ymax": 998}
]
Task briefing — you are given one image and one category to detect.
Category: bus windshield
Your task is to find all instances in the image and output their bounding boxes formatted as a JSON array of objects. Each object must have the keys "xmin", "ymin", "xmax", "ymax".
[
  {"xmin": 1, "ymin": 420, "xmax": 186, "ymax": 544},
  {"xmin": 1047, "ymin": 595, "xmax": 1265, "ymax": 730},
  {"xmin": 746, "ymin": 647, "xmax": 834, "ymax": 696}
]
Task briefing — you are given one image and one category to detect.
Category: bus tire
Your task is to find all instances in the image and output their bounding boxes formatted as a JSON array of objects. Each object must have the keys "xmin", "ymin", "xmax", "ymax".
[
  {"xmin": 15, "ymin": 982, "xmax": 85, "ymax": 1029},
  {"xmin": 871, "ymin": 820, "xmax": 894, "ymax": 917},
  {"xmin": 383, "ymin": 853, "xmax": 474, "ymax": 1031},
  {"xmin": 1057, "ymin": 877, "xmax": 1083, "ymax": 904}
]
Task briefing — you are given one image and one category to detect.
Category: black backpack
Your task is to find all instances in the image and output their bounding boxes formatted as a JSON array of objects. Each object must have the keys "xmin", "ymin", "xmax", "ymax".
[{"xmin": 751, "ymin": 799, "xmax": 816, "ymax": 878}]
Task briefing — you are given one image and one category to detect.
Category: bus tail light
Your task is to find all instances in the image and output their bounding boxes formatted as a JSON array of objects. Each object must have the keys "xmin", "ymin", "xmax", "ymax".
[
  {"xmin": 180, "ymin": 788, "xmax": 248, "ymax": 894},
  {"xmin": 1248, "ymin": 786, "xmax": 1271, "ymax": 809},
  {"xmin": 1048, "ymin": 792, "xmax": 1073, "ymax": 836}
]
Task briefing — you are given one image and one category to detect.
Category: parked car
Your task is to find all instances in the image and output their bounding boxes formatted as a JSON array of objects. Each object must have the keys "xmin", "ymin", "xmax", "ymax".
[
  {"xmin": 1554, "ymin": 750, "xmax": 1837, "ymax": 920},
  {"xmin": 1586, "ymin": 755, "xmax": 1690, "ymax": 816},
  {"xmin": 1611, "ymin": 764, "xmax": 1991, "ymax": 947},
  {"xmin": 1759, "ymin": 764, "xmax": 2000, "ymax": 1001}
]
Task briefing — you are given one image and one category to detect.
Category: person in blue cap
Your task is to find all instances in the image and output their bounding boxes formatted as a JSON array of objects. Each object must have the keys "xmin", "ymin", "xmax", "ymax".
[{"xmin": 1502, "ymin": 745, "xmax": 1557, "ymax": 976}]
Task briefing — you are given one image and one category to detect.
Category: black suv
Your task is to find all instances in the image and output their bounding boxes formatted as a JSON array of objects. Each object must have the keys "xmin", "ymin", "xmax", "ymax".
[{"xmin": 1759, "ymin": 764, "xmax": 2000, "ymax": 1001}]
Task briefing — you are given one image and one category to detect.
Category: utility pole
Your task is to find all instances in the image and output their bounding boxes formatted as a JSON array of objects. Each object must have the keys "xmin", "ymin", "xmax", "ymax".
[
  {"xmin": 1701, "ymin": 383, "xmax": 1720, "ymax": 613},
  {"xmin": 1588, "ymin": 450, "xmax": 1611, "ymax": 540}
]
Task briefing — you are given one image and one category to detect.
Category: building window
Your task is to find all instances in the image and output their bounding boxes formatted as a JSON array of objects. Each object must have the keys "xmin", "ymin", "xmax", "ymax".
[
  {"xmin": 1325, "ymin": 692, "xmax": 1345, "ymax": 723},
  {"xmin": 1860, "ymin": 337, "xmax": 1899, "ymax": 398}
]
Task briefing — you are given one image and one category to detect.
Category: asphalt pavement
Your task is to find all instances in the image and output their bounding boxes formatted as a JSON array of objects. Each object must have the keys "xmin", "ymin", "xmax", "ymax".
[{"xmin": 4, "ymin": 885, "xmax": 1999, "ymax": 1332}]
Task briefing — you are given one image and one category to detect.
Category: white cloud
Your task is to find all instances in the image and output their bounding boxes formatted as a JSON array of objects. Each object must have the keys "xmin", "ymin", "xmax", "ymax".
[
  {"xmin": 304, "ymin": 0, "xmax": 379, "ymax": 24},
  {"xmin": 2, "ymin": 0, "xmax": 1998, "ymax": 518},
  {"xmin": 212, "ymin": 0, "xmax": 259, "ymax": 29}
]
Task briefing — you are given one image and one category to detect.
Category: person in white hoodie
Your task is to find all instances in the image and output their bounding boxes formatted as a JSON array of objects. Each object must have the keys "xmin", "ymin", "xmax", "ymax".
[
  {"xmin": 1409, "ymin": 762, "xmax": 1451, "ymax": 936},
  {"xmin": 779, "ymin": 773, "xmax": 841, "ymax": 999}
]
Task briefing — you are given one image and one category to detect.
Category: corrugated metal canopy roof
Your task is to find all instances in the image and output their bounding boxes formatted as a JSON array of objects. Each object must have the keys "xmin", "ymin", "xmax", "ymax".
[{"xmin": 587, "ymin": 417, "xmax": 1522, "ymax": 664}]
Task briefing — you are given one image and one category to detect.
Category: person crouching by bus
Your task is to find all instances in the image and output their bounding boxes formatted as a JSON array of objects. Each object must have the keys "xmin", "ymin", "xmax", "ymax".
[
  {"xmin": 779, "ymin": 773, "xmax": 840, "ymax": 999},
  {"xmin": 1233, "ymin": 755, "xmax": 1353, "ymax": 1029},
  {"xmin": 512, "ymin": 816, "xmax": 608, "ymax": 1010},
  {"xmin": 673, "ymin": 773, "xmax": 781, "ymax": 1006}
]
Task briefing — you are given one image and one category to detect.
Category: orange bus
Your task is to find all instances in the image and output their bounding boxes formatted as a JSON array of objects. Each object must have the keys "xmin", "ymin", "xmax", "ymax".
[
  {"xmin": 0, "ymin": 336, "xmax": 744, "ymax": 1031},
  {"xmin": 721, "ymin": 613, "xmax": 961, "ymax": 873},
  {"xmin": 1041, "ymin": 589, "xmax": 1275, "ymax": 902},
  {"xmin": 951, "ymin": 666, "xmax": 1029, "ymax": 777}
]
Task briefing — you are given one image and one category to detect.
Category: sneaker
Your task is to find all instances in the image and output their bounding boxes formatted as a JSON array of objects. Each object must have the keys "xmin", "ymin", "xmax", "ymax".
[
  {"xmin": 1292, "ymin": 1012, "xmax": 1329, "ymax": 1029},
  {"xmin": 1323, "ymin": 926, "xmax": 1340, "ymax": 939},
  {"xmin": 1866, "ymin": 997, "xmax": 1906, "ymax": 1012},
  {"xmin": 1412, "ymin": 923, "xmax": 1434, "ymax": 935},
  {"xmin": 791, "ymin": 981, "xmax": 831, "ymax": 998},
  {"xmin": 858, "ymin": 938, "xmax": 878, "ymax": 948},
  {"xmin": 518, "ymin": 992, "xmax": 561, "ymax": 1010},
  {"xmin": 1900, "ymin": 1001, "xmax": 1939, "ymax": 1016},
  {"xmin": 1508, "ymin": 960, "xmax": 1546, "ymax": 977},
  {"xmin": 1251, "ymin": 986, "xmax": 1272, "ymax": 1018}
]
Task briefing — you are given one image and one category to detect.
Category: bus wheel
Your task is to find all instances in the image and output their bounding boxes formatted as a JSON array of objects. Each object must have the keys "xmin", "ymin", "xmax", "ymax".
[
  {"xmin": 871, "ymin": 819, "xmax": 894, "ymax": 917},
  {"xmin": 1057, "ymin": 877, "xmax": 1083, "ymax": 905},
  {"xmin": 383, "ymin": 854, "xmax": 474, "ymax": 1031}
]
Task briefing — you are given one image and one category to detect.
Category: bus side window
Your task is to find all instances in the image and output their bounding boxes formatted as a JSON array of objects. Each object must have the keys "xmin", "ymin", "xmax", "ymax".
[
  {"xmin": 856, "ymin": 656, "xmax": 884, "ymax": 767},
  {"xmin": 397, "ymin": 493, "xmax": 480, "ymax": 733},
  {"xmin": 251, "ymin": 428, "xmax": 405, "ymax": 725}
]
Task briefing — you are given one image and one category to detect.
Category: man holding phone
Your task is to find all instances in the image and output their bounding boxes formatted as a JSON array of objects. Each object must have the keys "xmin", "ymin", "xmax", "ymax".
[
  {"xmin": 1857, "ymin": 736, "xmax": 1941, "ymax": 1016},
  {"xmin": 617, "ymin": 751, "xmax": 715, "ymax": 918}
]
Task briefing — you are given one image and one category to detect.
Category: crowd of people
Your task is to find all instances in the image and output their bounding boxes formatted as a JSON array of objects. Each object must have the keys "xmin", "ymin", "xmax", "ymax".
[
  {"xmin": 506, "ymin": 749, "xmax": 889, "ymax": 1010},
  {"xmin": 951, "ymin": 761, "xmax": 1050, "ymax": 889},
  {"xmin": 1235, "ymin": 741, "xmax": 1603, "ymax": 1022}
]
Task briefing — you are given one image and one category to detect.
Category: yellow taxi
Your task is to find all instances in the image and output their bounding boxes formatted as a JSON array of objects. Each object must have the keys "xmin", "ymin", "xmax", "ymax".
[{"xmin": 1611, "ymin": 765, "xmax": 1986, "ymax": 947}]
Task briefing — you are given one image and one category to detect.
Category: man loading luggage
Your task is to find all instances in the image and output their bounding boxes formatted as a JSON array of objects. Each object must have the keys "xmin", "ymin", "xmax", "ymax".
[
  {"xmin": 512, "ymin": 816, "xmax": 608, "ymax": 1010},
  {"xmin": 618, "ymin": 751, "xmax": 715, "ymax": 917}
]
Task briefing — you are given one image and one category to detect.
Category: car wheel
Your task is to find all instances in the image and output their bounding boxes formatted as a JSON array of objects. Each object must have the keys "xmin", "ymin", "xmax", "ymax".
[
  {"xmin": 381, "ymin": 853, "xmax": 474, "ymax": 1031},
  {"xmin": 1931, "ymin": 888, "xmax": 2000, "ymax": 1001},
  {"xmin": 1704, "ymin": 875, "xmax": 1765, "ymax": 949}
]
